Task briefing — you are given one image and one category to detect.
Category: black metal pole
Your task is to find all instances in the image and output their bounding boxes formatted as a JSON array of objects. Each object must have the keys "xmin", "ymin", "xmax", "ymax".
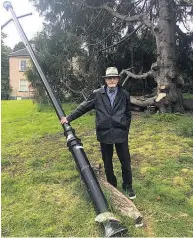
[{"xmin": 3, "ymin": 2, "xmax": 128, "ymax": 237}]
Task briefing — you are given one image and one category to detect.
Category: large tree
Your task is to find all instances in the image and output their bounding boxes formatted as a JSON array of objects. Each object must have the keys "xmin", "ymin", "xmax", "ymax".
[
  {"xmin": 30, "ymin": 0, "xmax": 193, "ymax": 112},
  {"xmin": 81, "ymin": 0, "xmax": 193, "ymax": 112},
  {"xmin": 1, "ymin": 33, "xmax": 11, "ymax": 100}
]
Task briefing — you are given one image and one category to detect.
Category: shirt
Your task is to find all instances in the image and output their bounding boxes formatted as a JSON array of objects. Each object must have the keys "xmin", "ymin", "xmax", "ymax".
[{"xmin": 106, "ymin": 86, "xmax": 118, "ymax": 107}]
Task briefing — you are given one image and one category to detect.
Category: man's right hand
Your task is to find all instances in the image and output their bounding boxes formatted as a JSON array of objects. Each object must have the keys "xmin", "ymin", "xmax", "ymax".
[{"xmin": 60, "ymin": 117, "xmax": 68, "ymax": 124}]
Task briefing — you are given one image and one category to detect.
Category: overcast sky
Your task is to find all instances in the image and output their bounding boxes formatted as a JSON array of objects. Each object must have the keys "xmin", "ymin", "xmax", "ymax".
[{"xmin": 1, "ymin": 0, "xmax": 43, "ymax": 49}]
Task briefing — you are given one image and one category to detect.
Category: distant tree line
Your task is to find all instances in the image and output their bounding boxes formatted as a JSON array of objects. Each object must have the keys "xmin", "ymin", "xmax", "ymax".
[{"xmin": 1, "ymin": 33, "xmax": 11, "ymax": 100}]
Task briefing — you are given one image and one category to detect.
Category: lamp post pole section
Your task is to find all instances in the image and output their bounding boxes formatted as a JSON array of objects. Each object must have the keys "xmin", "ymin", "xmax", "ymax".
[{"xmin": 3, "ymin": 2, "xmax": 128, "ymax": 237}]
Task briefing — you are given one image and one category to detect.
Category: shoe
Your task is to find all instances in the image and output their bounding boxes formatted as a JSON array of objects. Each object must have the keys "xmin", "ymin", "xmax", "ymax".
[
  {"xmin": 123, "ymin": 185, "xmax": 136, "ymax": 199},
  {"xmin": 126, "ymin": 188, "xmax": 136, "ymax": 199}
]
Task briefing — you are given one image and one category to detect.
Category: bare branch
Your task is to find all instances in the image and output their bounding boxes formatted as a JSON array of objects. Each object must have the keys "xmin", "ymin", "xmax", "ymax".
[
  {"xmin": 103, "ymin": 3, "xmax": 155, "ymax": 30},
  {"xmin": 83, "ymin": 2, "xmax": 144, "ymax": 22},
  {"xmin": 78, "ymin": 8, "xmax": 103, "ymax": 37},
  {"xmin": 120, "ymin": 68, "xmax": 154, "ymax": 86},
  {"xmin": 177, "ymin": 0, "xmax": 193, "ymax": 6},
  {"xmin": 100, "ymin": 24, "xmax": 143, "ymax": 52},
  {"xmin": 140, "ymin": 0, "xmax": 148, "ymax": 13},
  {"xmin": 176, "ymin": 25, "xmax": 193, "ymax": 41},
  {"xmin": 82, "ymin": 1, "xmax": 156, "ymax": 37},
  {"xmin": 122, "ymin": 75, "xmax": 131, "ymax": 87},
  {"xmin": 177, "ymin": 3, "xmax": 193, "ymax": 6},
  {"xmin": 103, "ymin": 5, "xmax": 144, "ymax": 21},
  {"xmin": 142, "ymin": 16, "xmax": 155, "ymax": 30},
  {"xmin": 135, "ymin": 27, "xmax": 148, "ymax": 49},
  {"xmin": 61, "ymin": 80, "xmax": 87, "ymax": 100},
  {"xmin": 130, "ymin": 96, "xmax": 156, "ymax": 107}
]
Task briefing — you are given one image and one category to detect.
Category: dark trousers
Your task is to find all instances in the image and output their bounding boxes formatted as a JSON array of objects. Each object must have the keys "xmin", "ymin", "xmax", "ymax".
[{"xmin": 100, "ymin": 141, "xmax": 132, "ymax": 188}]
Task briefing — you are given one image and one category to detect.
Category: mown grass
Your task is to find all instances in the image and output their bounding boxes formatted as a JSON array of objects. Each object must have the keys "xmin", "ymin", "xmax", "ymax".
[{"xmin": 1, "ymin": 100, "xmax": 193, "ymax": 237}]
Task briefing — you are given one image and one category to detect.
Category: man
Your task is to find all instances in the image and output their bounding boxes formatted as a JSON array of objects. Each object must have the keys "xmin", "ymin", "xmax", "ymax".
[{"xmin": 61, "ymin": 67, "xmax": 136, "ymax": 199}]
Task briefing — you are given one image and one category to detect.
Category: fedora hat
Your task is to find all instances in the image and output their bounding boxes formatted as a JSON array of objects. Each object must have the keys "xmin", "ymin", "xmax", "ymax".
[{"xmin": 102, "ymin": 67, "xmax": 120, "ymax": 78}]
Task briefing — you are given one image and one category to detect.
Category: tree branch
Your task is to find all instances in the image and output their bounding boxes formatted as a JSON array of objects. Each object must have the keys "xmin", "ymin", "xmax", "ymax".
[
  {"xmin": 176, "ymin": 25, "xmax": 193, "ymax": 41},
  {"xmin": 61, "ymin": 80, "xmax": 87, "ymax": 100},
  {"xmin": 177, "ymin": 0, "xmax": 193, "ymax": 6},
  {"xmin": 82, "ymin": 1, "xmax": 156, "ymax": 36},
  {"xmin": 130, "ymin": 94, "xmax": 167, "ymax": 107},
  {"xmin": 120, "ymin": 68, "xmax": 154, "ymax": 86},
  {"xmin": 83, "ymin": 2, "xmax": 144, "ymax": 22},
  {"xmin": 130, "ymin": 96, "xmax": 157, "ymax": 107},
  {"xmin": 142, "ymin": 16, "xmax": 155, "ymax": 29},
  {"xmin": 100, "ymin": 24, "xmax": 143, "ymax": 52},
  {"xmin": 103, "ymin": 5, "xmax": 144, "ymax": 21},
  {"xmin": 93, "ymin": 164, "xmax": 143, "ymax": 226}
]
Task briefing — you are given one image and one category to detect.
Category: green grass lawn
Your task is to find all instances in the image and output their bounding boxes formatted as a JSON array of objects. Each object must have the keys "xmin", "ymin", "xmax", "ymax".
[{"xmin": 1, "ymin": 100, "xmax": 193, "ymax": 237}]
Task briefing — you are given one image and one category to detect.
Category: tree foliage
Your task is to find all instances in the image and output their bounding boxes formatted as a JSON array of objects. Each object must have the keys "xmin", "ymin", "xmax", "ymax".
[
  {"xmin": 26, "ymin": 27, "xmax": 94, "ymax": 103},
  {"xmin": 1, "ymin": 33, "xmax": 11, "ymax": 100},
  {"xmin": 13, "ymin": 42, "xmax": 25, "ymax": 52},
  {"xmin": 28, "ymin": 0, "xmax": 193, "ymax": 108}
]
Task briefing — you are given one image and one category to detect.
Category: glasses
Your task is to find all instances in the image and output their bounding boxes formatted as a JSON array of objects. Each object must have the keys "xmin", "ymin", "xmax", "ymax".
[{"xmin": 106, "ymin": 77, "xmax": 119, "ymax": 81}]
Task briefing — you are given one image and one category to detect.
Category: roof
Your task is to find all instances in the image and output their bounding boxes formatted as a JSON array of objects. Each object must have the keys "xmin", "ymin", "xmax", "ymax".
[{"xmin": 9, "ymin": 48, "xmax": 30, "ymax": 57}]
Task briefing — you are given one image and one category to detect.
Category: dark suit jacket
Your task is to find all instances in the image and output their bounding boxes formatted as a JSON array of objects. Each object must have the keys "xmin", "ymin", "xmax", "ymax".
[{"xmin": 67, "ymin": 85, "xmax": 131, "ymax": 144}]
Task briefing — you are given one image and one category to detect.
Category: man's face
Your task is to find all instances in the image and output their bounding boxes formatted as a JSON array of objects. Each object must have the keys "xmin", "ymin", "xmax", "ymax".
[{"xmin": 105, "ymin": 77, "xmax": 119, "ymax": 88}]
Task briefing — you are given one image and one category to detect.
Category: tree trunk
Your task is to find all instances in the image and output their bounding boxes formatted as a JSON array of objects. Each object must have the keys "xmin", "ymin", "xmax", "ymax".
[
  {"xmin": 92, "ymin": 166, "xmax": 143, "ymax": 227},
  {"xmin": 98, "ymin": 175, "xmax": 143, "ymax": 227},
  {"xmin": 156, "ymin": 0, "xmax": 185, "ymax": 113},
  {"xmin": 84, "ymin": 1, "xmax": 187, "ymax": 113}
]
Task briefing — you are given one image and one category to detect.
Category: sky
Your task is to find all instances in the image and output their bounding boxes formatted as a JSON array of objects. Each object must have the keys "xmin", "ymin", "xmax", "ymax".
[{"xmin": 1, "ymin": 0, "xmax": 43, "ymax": 49}]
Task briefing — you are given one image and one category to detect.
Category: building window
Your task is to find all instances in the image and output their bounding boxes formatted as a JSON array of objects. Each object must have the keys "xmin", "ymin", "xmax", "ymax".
[
  {"xmin": 19, "ymin": 79, "xmax": 28, "ymax": 92},
  {"xmin": 19, "ymin": 60, "xmax": 27, "ymax": 71}
]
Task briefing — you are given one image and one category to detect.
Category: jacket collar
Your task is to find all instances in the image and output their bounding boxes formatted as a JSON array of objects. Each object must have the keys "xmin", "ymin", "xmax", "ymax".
[
  {"xmin": 99, "ymin": 85, "xmax": 123, "ymax": 112},
  {"xmin": 112, "ymin": 87, "xmax": 123, "ymax": 111},
  {"xmin": 100, "ymin": 85, "xmax": 122, "ymax": 94},
  {"xmin": 100, "ymin": 85, "xmax": 106, "ymax": 93}
]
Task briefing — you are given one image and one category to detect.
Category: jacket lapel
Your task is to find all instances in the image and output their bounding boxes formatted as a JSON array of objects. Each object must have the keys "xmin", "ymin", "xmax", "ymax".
[
  {"xmin": 100, "ymin": 86, "xmax": 112, "ymax": 113},
  {"xmin": 112, "ymin": 87, "xmax": 123, "ymax": 113}
]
